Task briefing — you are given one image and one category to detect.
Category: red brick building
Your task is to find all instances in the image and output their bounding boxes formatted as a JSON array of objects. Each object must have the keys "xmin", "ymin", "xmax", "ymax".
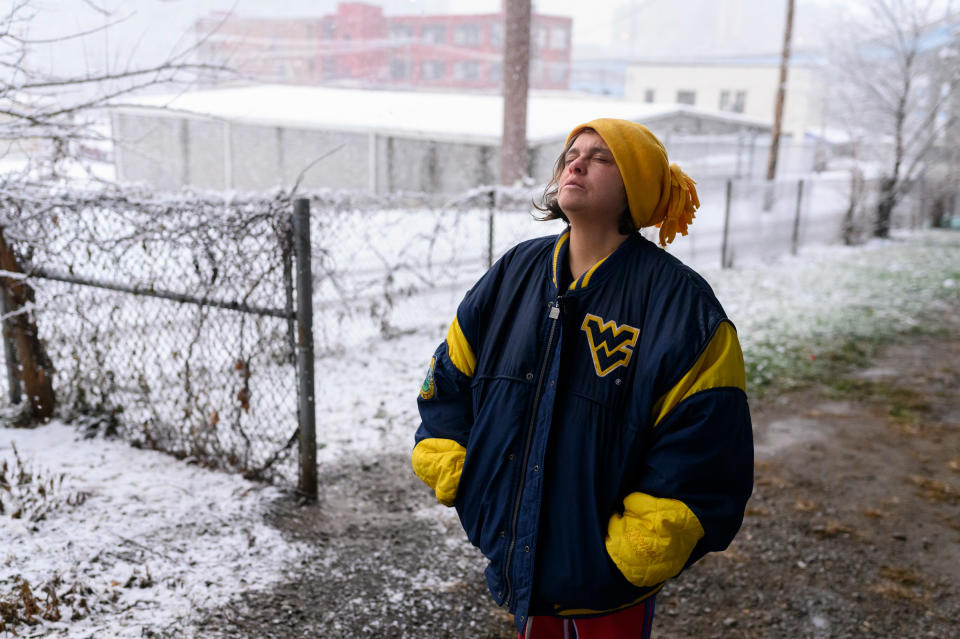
[{"xmin": 195, "ymin": 2, "xmax": 572, "ymax": 91}]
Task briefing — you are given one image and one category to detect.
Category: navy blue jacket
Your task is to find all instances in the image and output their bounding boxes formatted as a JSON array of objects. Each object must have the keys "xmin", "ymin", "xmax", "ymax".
[{"xmin": 414, "ymin": 230, "xmax": 753, "ymax": 630}]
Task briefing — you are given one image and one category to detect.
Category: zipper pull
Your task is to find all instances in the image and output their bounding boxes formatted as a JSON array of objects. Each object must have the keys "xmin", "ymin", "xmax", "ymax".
[{"xmin": 549, "ymin": 302, "xmax": 560, "ymax": 319}]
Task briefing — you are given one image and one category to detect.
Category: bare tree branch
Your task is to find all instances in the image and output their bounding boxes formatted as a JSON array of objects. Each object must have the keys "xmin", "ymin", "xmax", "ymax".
[
  {"xmin": 14, "ymin": 61, "xmax": 226, "ymax": 91},
  {"xmin": 4, "ymin": 12, "xmax": 133, "ymax": 45}
]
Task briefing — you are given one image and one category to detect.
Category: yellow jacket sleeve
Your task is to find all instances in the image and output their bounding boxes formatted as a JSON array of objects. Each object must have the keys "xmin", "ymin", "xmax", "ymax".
[
  {"xmin": 411, "ymin": 438, "xmax": 466, "ymax": 507},
  {"xmin": 605, "ymin": 492, "xmax": 705, "ymax": 587}
]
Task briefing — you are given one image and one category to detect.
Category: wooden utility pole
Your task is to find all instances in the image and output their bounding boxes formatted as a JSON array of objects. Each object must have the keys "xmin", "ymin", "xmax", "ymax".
[
  {"xmin": 500, "ymin": 0, "xmax": 531, "ymax": 185},
  {"xmin": 766, "ymin": 0, "xmax": 795, "ymax": 183}
]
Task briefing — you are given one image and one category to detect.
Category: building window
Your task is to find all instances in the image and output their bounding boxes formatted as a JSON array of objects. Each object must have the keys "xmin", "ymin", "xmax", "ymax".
[
  {"xmin": 453, "ymin": 24, "xmax": 481, "ymax": 46},
  {"xmin": 390, "ymin": 25, "xmax": 413, "ymax": 41},
  {"xmin": 719, "ymin": 90, "xmax": 746, "ymax": 113},
  {"xmin": 644, "ymin": 88, "xmax": 655, "ymax": 103},
  {"xmin": 534, "ymin": 26, "xmax": 548, "ymax": 50},
  {"xmin": 550, "ymin": 26, "xmax": 569, "ymax": 50},
  {"xmin": 452, "ymin": 60, "xmax": 481, "ymax": 81},
  {"xmin": 322, "ymin": 56, "xmax": 336, "ymax": 78},
  {"xmin": 490, "ymin": 23, "xmax": 504, "ymax": 47},
  {"xmin": 733, "ymin": 90, "xmax": 746, "ymax": 113},
  {"xmin": 420, "ymin": 60, "xmax": 446, "ymax": 80},
  {"xmin": 530, "ymin": 60, "xmax": 544, "ymax": 83},
  {"xmin": 677, "ymin": 90, "xmax": 696, "ymax": 105},
  {"xmin": 391, "ymin": 59, "xmax": 410, "ymax": 80},
  {"xmin": 420, "ymin": 25, "xmax": 446, "ymax": 44},
  {"xmin": 549, "ymin": 62, "xmax": 568, "ymax": 84},
  {"xmin": 488, "ymin": 62, "xmax": 503, "ymax": 84}
]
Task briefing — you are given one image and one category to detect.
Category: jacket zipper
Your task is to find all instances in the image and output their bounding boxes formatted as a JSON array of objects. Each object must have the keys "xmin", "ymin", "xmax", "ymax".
[{"xmin": 503, "ymin": 297, "xmax": 562, "ymax": 608}]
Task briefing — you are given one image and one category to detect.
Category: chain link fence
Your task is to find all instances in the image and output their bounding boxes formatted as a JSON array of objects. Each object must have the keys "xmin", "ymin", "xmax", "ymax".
[
  {"xmin": 302, "ymin": 187, "xmax": 566, "ymax": 351},
  {"xmin": 0, "ymin": 181, "xmax": 311, "ymax": 483},
  {"xmin": 305, "ymin": 173, "xmax": 947, "ymax": 354}
]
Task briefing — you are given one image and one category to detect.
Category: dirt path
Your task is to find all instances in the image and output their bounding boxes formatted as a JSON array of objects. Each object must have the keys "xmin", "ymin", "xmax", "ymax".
[{"xmin": 202, "ymin": 330, "xmax": 960, "ymax": 639}]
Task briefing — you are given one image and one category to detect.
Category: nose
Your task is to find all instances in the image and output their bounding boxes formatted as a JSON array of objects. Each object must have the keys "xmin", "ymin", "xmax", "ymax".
[{"xmin": 567, "ymin": 155, "xmax": 585, "ymax": 174}]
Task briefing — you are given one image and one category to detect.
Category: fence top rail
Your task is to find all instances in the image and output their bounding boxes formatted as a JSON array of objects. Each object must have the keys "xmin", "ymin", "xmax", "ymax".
[{"xmin": 29, "ymin": 266, "xmax": 294, "ymax": 320}]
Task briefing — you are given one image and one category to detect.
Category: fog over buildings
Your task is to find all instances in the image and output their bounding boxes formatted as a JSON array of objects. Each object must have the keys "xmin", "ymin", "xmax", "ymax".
[{"xmin": 28, "ymin": 0, "xmax": 853, "ymax": 81}]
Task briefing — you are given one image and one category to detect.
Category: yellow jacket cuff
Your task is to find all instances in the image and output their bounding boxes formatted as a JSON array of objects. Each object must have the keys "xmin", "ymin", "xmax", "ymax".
[
  {"xmin": 412, "ymin": 438, "xmax": 466, "ymax": 507},
  {"xmin": 605, "ymin": 491, "xmax": 705, "ymax": 587}
]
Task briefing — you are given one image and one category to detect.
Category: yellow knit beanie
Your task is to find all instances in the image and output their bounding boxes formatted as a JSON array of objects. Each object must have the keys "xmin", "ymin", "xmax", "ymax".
[{"xmin": 565, "ymin": 118, "xmax": 700, "ymax": 247}]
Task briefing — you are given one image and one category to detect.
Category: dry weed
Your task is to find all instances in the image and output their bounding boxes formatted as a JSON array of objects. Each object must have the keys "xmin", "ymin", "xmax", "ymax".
[
  {"xmin": 910, "ymin": 475, "xmax": 960, "ymax": 505},
  {"xmin": 812, "ymin": 519, "xmax": 855, "ymax": 538},
  {"xmin": 792, "ymin": 499, "xmax": 820, "ymax": 512}
]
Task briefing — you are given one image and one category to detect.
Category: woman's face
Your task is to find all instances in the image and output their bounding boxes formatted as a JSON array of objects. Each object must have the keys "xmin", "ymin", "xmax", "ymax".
[{"xmin": 557, "ymin": 130, "xmax": 628, "ymax": 234}]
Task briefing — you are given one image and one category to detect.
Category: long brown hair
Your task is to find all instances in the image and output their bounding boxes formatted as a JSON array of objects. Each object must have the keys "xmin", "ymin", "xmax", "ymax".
[{"xmin": 533, "ymin": 127, "xmax": 637, "ymax": 235}]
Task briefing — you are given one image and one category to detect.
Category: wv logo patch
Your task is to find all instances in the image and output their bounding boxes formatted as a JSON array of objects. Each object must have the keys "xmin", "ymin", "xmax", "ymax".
[{"xmin": 581, "ymin": 314, "xmax": 640, "ymax": 377}]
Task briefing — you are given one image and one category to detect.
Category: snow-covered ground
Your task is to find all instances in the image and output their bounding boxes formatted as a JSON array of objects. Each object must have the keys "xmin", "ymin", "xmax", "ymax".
[
  {"xmin": 1, "ymin": 229, "xmax": 958, "ymax": 637},
  {"xmin": 0, "ymin": 422, "xmax": 304, "ymax": 637}
]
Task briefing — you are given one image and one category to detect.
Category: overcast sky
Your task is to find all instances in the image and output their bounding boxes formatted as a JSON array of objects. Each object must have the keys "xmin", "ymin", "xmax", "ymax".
[
  {"xmin": 17, "ymin": 0, "xmax": 955, "ymax": 79},
  {"xmin": 24, "ymin": 1, "xmax": 821, "ymax": 59}
]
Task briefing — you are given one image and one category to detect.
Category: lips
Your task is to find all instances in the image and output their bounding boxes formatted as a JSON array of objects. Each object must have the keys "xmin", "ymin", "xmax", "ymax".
[{"xmin": 562, "ymin": 180, "xmax": 585, "ymax": 191}]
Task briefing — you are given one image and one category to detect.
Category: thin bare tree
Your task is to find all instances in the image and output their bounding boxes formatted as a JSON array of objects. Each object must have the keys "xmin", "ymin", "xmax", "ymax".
[
  {"xmin": 0, "ymin": 0, "xmax": 229, "ymax": 173},
  {"xmin": 0, "ymin": 0, "xmax": 230, "ymax": 421},
  {"xmin": 827, "ymin": 0, "xmax": 959, "ymax": 237}
]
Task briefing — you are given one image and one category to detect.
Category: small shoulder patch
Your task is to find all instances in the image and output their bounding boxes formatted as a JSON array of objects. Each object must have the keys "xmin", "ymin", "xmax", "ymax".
[{"xmin": 419, "ymin": 357, "xmax": 437, "ymax": 400}]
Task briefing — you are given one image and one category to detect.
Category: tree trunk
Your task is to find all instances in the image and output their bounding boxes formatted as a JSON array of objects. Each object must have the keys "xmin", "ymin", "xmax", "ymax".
[
  {"xmin": 874, "ymin": 177, "xmax": 896, "ymax": 238},
  {"xmin": 842, "ymin": 167, "xmax": 864, "ymax": 245},
  {"xmin": 500, "ymin": 0, "xmax": 531, "ymax": 186},
  {"xmin": 0, "ymin": 230, "xmax": 55, "ymax": 420}
]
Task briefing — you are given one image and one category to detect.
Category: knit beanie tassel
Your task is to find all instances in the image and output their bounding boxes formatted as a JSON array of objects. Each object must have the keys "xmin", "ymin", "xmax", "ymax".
[{"xmin": 658, "ymin": 163, "xmax": 700, "ymax": 247}]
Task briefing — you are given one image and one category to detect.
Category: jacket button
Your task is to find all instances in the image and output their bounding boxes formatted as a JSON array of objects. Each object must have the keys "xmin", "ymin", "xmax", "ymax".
[
  {"xmin": 508, "ymin": 453, "xmax": 515, "ymax": 461},
  {"xmin": 524, "ymin": 545, "xmax": 530, "ymax": 552},
  {"xmin": 525, "ymin": 372, "xmax": 534, "ymax": 380},
  {"xmin": 533, "ymin": 465, "xmax": 539, "ymax": 472},
  {"xmin": 500, "ymin": 530, "xmax": 506, "ymax": 538}
]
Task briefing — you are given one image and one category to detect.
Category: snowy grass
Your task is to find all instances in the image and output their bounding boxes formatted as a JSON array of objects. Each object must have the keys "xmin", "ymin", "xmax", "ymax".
[{"xmin": 705, "ymin": 230, "xmax": 960, "ymax": 395}]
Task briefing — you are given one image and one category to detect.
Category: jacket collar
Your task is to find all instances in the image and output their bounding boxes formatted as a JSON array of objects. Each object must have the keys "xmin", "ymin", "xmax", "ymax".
[
  {"xmin": 550, "ymin": 229, "xmax": 640, "ymax": 294},
  {"xmin": 550, "ymin": 229, "xmax": 571, "ymax": 291}
]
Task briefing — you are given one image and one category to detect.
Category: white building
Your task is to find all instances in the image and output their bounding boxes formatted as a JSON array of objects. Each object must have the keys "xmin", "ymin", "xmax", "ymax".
[
  {"xmin": 110, "ymin": 85, "xmax": 772, "ymax": 194},
  {"xmin": 624, "ymin": 55, "xmax": 828, "ymax": 139}
]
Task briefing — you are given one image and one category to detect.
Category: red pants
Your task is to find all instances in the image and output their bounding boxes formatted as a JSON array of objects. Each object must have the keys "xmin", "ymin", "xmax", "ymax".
[{"xmin": 519, "ymin": 598, "xmax": 656, "ymax": 639}]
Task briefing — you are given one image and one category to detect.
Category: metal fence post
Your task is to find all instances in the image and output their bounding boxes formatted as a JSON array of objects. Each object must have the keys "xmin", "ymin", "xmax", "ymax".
[
  {"xmin": 487, "ymin": 187, "xmax": 496, "ymax": 269},
  {"xmin": 791, "ymin": 179, "xmax": 804, "ymax": 256},
  {"xmin": 721, "ymin": 179, "xmax": 733, "ymax": 269},
  {"xmin": 293, "ymin": 198, "xmax": 318, "ymax": 502}
]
